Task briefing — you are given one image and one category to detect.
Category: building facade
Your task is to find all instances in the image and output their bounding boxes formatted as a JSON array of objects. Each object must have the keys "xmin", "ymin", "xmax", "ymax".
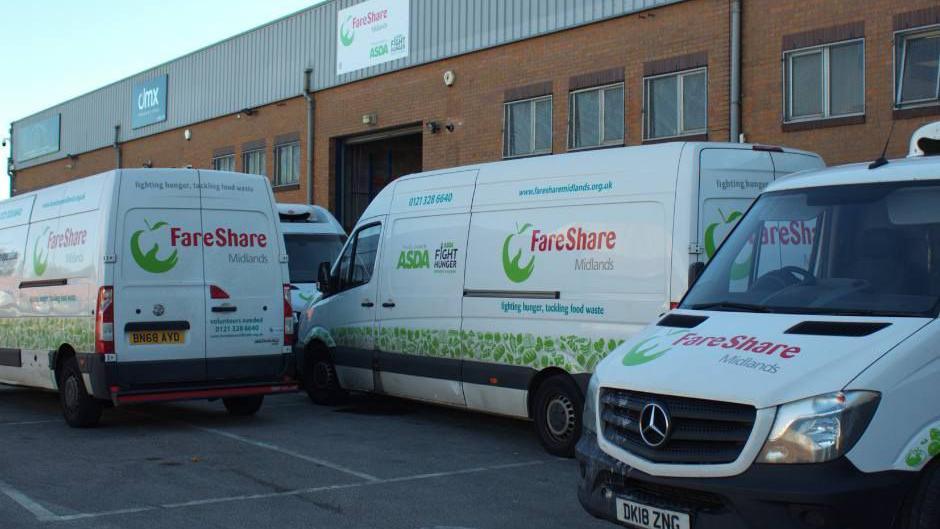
[{"xmin": 9, "ymin": 0, "xmax": 940, "ymax": 229}]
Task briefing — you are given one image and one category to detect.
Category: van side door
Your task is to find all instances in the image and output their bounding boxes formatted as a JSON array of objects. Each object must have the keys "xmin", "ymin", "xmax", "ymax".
[
  {"xmin": 318, "ymin": 221, "xmax": 383, "ymax": 392},
  {"xmin": 374, "ymin": 170, "xmax": 475, "ymax": 406}
]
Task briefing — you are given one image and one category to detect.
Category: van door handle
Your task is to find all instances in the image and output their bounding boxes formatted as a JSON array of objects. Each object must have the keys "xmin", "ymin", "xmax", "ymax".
[
  {"xmin": 361, "ymin": 301, "xmax": 375, "ymax": 307},
  {"xmin": 212, "ymin": 306, "xmax": 237, "ymax": 313},
  {"xmin": 382, "ymin": 301, "xmax": 396, "ymax": 308}
]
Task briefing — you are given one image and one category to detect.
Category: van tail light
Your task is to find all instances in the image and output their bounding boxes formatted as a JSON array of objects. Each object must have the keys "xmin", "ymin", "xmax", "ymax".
[
  {"xmin": 95, "ymin": 286, "xmax": 114, "ymax": 354},
  {"xmin": 283, "ymin": 284, "xmax": 294, "ymax": 347},
  {"xmin": 210, "ymin": 285, "xmax": 230, "ymax": 299},
  {"xmin": 669, "ymin": 302, "xmax": 679, "ymax": 310}
]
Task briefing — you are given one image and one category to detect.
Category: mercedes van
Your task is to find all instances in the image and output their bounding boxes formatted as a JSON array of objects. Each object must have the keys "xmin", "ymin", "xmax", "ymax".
[
  {"xmin": 0, "ymin": 169, "xmax": 297, "ymax": 427},
  {"xmin": 578, "ymin": 127, "xmax": 940, "ymax": 528},
  {"xmin": 278, "ymin": 203, "xmax": 346, "ymax": 318},
  {"xmin": 296, "ymin": 142, "xmax": 822, "ymax": 456}
]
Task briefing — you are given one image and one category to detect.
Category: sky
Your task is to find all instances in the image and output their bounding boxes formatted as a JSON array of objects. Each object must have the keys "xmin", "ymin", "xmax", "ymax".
[{"xmin": 0, "ymin": 0, "xmax": 326, "ymax": 200}]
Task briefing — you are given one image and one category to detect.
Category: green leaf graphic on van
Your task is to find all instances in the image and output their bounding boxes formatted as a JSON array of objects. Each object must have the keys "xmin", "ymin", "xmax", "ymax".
[
  {"xmin": 32, "ymin": 227, "xmax": 50, "ymax": 277},
  {"xmin": 340, "ymin": 16, "xmax": 355, "ymax": 46},
  {"xmin": 131, "ymin": 220, "xmax": 178, "ymax": 274},
  {"xmin": 502, "ymin": 223, "xmax": 536, "ymax": 283},
  {"xmin": 621, "ymin": 330, "xmax": 686, "ymax": 367},
  {"xmin": 704, "ymin": 209, "xmax": 743, "ymax": 258}
]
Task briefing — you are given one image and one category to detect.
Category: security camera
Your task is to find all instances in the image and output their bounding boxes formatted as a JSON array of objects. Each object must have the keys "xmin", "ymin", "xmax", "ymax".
[{"xmin": 426, "ymin": 121, "xmax": 440, "ymax": 134}]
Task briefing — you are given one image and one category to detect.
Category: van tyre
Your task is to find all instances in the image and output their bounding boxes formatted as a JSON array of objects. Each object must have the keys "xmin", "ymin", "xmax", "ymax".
[
  {"xmin": 533, "ymin": 375, "xmax": 583, "ymax": 458},
  {"xmin": 58, "ymin": 357, "xmax": 102, "ymax": 428},
  {"xmin": 901, "ymin": 460, "xmax": 940, "ymax": 528},
  {"xmin": 223, "ymin": 395, "xmax": 264, "ymax": 416},
  {"xmin": 304, "ymin": 350, "xmax": 347, "ymax": 405}
]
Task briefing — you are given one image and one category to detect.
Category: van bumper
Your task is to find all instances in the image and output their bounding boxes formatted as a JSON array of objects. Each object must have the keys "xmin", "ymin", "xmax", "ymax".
[
  {"xmin": 79, "ymin": 352, "xmax": 297, "ymax": 403},
  {"xmin": 576, "ymin": 432, "xmax": 916, "ymax": 529}
]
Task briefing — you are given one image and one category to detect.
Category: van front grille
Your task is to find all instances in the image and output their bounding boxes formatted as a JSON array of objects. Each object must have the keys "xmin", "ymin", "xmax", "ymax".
[{"xmin": 600, "ymin": 388, "xmax": 756, "ymax": 465}]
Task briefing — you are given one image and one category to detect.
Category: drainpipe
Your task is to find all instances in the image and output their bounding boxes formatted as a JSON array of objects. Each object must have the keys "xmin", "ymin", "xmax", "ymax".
[
  {"xmin": 6, "ymin": 124, "xmax": 14, "ymax": 197},
  {"xmin": 113, "ymin": 125, "xmax": 122, "ymax": 169},
  {"xmin": 303, "ymin": 68, "xmax": 315, "ymax": 205},
  {"xmin": 730, "ymin": 0, "xmax": 742, "ymax": 142}
]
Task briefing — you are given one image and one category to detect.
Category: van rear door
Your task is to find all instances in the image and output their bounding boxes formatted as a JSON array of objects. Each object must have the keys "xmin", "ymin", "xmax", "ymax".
[
  {"xmin": 116, "ymin": 170, "xmax": 207, "ymax": 386},
  {"xmin": 697, "ymin": 148, "xmax": 775, "ymax": 262},
  {"xmin": 199, "ymin": 171, "xmax": 286, "ymax": 382}
]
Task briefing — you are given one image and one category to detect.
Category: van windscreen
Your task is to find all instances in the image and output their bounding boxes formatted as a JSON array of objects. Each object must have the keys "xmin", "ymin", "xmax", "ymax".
[
  {"xmin": 682, "ymin": 181, "xmax": 940, "ymax": 317},
  {"xmin": 284, "ymin": 234, "xmax": 345, "ymax": 284}
]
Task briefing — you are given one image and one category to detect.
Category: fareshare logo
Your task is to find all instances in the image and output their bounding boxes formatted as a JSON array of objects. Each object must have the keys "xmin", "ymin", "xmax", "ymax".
[
  {"xmin": 32, "ymin": 227, "xmax": 50, "ymax": 276},
  {"xmin": 340, "ymin": 16, "xmax": 355, "ymax": 46},
  {"xmin": 621, "ymin": 330, "xmax": 685, "ymax": 367},
  {"xmin": 704, "ymin": 209, "xmax": 743, "ymax": 259},
  {"xmin": 502, "ymin": 223, "xmax": 536, "ymax": 283},
  {"xmin": 131, "ymin": 220, "xmax": 179, "ymax": 274}
]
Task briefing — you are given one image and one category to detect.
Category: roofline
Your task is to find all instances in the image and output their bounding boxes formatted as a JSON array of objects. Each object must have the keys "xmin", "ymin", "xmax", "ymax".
[{"xmin": 12, "ymin": 0, "xmax": 334, "ymax": 126}]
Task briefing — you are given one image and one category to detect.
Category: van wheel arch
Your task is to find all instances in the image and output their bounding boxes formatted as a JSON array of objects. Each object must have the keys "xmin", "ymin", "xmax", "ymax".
[
  {"xmin": 53, "ymin": 344, "xmax": 77, "ymax": 381},
  {"xmin": 302, "ymin": 341, "xmax": 347, "ymax": 405},
  {"xmin": 527, "ymin": 367, "xmax": 577, "ymax": 418},
  {"xmin": 528, "ymin": 368, "xmax": 584, "ymax": 457},
  {"xmin": 898, "ymin": 456, "xmax": 940, "ymax": 528}
]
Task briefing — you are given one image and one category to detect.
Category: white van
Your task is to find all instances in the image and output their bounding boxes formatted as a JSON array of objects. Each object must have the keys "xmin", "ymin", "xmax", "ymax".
[
  {"xmin": 0, "ymin": 169, "xmax": 297, "ymax": 427},
  {"xmin": 296, "ymin": 142, "xmax": 822, "ymax": 455},
  {"xmin": 278, "ymin": 203, "xmax": 346, "ymax": 316},
  {"xmin": 578, "ymin": 131, "xmax": 940, "ymax": 528}
]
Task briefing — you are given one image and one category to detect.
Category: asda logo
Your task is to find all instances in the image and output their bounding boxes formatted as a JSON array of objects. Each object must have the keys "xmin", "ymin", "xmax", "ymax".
[
  {"xmin": 397, "ymin": 249, "xmax": 429, "ymax": 270},
  {"xmin": 131, "ymin": 220, "xmax": 179, "ymax": 274}
]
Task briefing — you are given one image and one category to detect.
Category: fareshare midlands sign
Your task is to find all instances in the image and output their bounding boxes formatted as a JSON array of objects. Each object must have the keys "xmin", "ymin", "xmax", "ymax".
[
  {"xmin": 336, "ymin": 0, "xmax": 409, "ymax": 75},
  {"xmin": 131, "ymin": 75, "xmax": 168, "ymax": 129}
]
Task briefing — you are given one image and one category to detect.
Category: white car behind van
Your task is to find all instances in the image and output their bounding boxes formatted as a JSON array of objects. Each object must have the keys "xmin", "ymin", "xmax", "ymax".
[
  {"xmin": 578, "ymin": 125, "xmax": 940, "ymax": 528},
  {"xmin": 297, "ymin": 142, "xmax": 822, "ymax": 456},
  {"xmin": 0, "ymin": 169, "xmax": 297, "ymax": 427},
  {"xmin": 278, "ymin": 203, "xmax": 346, "ymax": 316}
]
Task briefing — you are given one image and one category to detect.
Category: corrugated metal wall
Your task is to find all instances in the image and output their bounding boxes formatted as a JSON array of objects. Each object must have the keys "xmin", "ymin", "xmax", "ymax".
[{"xmin": 12, "ymin": 0, "xmax": 684, "ymax": 169}]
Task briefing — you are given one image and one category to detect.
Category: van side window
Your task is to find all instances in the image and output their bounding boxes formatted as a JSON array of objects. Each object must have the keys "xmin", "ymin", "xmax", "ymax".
[{"xmin": 338, "ymin": 224, "xmax": 381, "ymax": 291}]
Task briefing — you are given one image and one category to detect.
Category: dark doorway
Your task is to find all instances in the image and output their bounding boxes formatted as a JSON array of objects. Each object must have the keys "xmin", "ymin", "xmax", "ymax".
[{"xmin": 335, "ymin": 125, "xmax": 423, "ymax": 230}]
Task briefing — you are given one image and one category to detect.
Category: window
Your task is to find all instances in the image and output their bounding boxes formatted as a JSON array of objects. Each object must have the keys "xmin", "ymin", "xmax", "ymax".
[
  {"xmin": 284, "ymin": 233, "xmax": 345, "ymax": 284},
  {"xmin": 569, "ymin": 83, "xmax": 624, "ymax": 149},
  {"xmin": 503, "ymin": 96, "xmax": 552, "ymax": 158},
  {"xmin": 785, "ymin": 40, "xmax": 864, "ymax": 122},
  {"xmin": 274, "ymin": 142, "xmax": 300, "ymax": 186},
  {"xmin": 644, "ymin": 68, "xmax": 707, "ymax": 140},
  {"xmin": 895, "ymin": 28, "xmax": 940, "ymax": 108},
  {"xmin": 211, "ymin": 154, "xmax": 235, "ymax": 171},
  {"xmin": 243, "ymin": 149, "xmax": 266, "ymax": 176},
  {"xmin": 335, "ymin": 224, "xmax": 381, "ymax": 291}
]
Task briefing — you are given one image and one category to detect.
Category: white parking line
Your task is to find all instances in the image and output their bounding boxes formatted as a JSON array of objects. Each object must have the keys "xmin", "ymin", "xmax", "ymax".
[
  {"xmin": 193, "ymin": 425, "xmax": 382, "ymax": 482},
  {"xmin": 46, "ymin": 459, "xmax": 548, "ymax": 523},
  {"xmin": 0, "ymin": 419, "xmax": 60, "ymax": 427},
  {"xmin": 0, "ymin": 479, "xmax": 59, "ymax": 522}
]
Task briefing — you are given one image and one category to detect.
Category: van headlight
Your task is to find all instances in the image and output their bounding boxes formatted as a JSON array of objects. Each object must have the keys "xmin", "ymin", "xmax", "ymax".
[
  {"xmin": 583, "ymin": 374, "xmax": 600, "ymax": 435},
  {"xmin": 757, "ymin": 391, "xmax": 880, "ymax": 464}
]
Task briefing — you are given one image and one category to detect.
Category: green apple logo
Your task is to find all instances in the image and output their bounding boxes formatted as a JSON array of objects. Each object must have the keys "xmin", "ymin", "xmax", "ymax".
[
  {"xmin": 502, "ymin": 223, "xmax": 535, "ymax": 283},
  {"xmin": 131, "ymin": 220, "xmax": 178, "ymax": 274},
  {"xmin": 621, "ymin": 330, "xmax": 685, "ymax": 367},
  {"xmin": 299, "ymin": 292, "xmax": 314, "ymax": 303},
  {"xmin": 32, "ymin": 227, "xmax": 50, "ymax": 276},
  {"xmin": 340, "ymin": 16, "xmax": 355, "ymax": 47},
  {"xmin": 907, "ymin": 447, "xmax": 925, "ymax": 467},
  {"xmin": 704, "ymin": 209, "xmax": 743, "ymax": 258}
]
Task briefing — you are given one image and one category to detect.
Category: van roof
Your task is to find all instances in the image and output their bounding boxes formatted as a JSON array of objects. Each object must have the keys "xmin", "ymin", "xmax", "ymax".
[{"xmin": 766, "ymin": 155, "xmax": 940, "ymax": 193}]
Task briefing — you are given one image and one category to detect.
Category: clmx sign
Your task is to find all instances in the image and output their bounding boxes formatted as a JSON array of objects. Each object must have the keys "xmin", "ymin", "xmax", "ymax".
[{"xmin": 132, "ymin": 75, "xmax": 168, "ymax": 129}]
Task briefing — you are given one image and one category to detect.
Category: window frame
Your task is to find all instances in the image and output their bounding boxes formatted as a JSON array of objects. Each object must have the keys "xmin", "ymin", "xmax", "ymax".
[
  {"xmin": 642, "ymin": 67, "xmax": 709, "ymax": 141},
  {"xmin": 274, "ymin": 141, "xmax": 300, "ymax": 187},
  {"xmin": 894, "ymin": 25, "xmax": 940, "ymax": 109},
  {"xmin": 502, "ymin": 95, "xmax": 553, "ymax": 159},
  {"xmin": 783, "ymin": 38, "xmax": 866, "ymax": 123},
  {"xmin": 567, "ymin": 82, "xmax": 625, "ymax": 151},
  {"xmin": 242, "ymin": 148, "xmax": 266, "ymax": 176},
  {"xmin": 333, "ymin": 221, "xmax": 382, "ymax": 292},
  {"xmin": 211, "ymin": 154, "xmax": 235, "ymax": 172}
]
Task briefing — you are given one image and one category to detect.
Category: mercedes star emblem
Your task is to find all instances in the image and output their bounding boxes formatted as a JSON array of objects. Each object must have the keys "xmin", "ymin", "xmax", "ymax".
[{"xmin": 639, "ymin": 402, "xmax": 671, "ymax": 448}]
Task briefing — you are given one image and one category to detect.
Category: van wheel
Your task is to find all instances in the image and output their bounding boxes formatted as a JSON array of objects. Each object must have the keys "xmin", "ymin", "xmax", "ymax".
[
  {"xmin": 900, "ymin": 460, "xmax": 940, "ymax": 528},
  {"xmin": 58, "ymin": 357, "xmax": 102, "ymax": 428},
  {"xmin": 304, "ymin": 350, "xmax": 347, "ymax": 405},
  {"xmin": 223, "ymin": 395, "xmax": 264, "ymax": 416},
  {"xmin": 533, "ymin": 375, "xmax": 583, "ymax": 458}
]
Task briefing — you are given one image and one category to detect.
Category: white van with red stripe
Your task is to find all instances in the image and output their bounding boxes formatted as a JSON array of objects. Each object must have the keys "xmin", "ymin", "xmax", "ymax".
[{"xmin": 0, "ymin": 168, "xmax": 296, "ymax": 427}]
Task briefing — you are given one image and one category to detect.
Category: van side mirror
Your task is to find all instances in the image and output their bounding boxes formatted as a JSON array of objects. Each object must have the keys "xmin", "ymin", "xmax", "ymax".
[
  {"xmin": 688, "ymin": 262, "xmax": 706, "ymax": 288},
  {"xmin": 317, "ymin": 262, "xmax": 335, "ymax": 296}
]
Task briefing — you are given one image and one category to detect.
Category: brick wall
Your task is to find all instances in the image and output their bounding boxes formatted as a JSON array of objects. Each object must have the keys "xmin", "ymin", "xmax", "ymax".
[{"xmin": 13, "ymin": 0, "xmax": 940, "ymax": 205}]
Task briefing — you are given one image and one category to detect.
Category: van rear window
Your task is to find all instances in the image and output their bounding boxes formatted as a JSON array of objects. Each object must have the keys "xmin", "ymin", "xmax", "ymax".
[{"xmin": 284, "ymin": 234, "xmax": 345, "ymax": 283}]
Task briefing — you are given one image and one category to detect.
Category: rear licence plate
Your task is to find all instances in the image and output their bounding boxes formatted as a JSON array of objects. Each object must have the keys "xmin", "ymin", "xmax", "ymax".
[
  {"xmin": 128, "ymin": 331, "xmax": 185, "ymax": 345},
  {"xmin": 616, "ymin": 498, "xmax": 690, "ymax": 529}
]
